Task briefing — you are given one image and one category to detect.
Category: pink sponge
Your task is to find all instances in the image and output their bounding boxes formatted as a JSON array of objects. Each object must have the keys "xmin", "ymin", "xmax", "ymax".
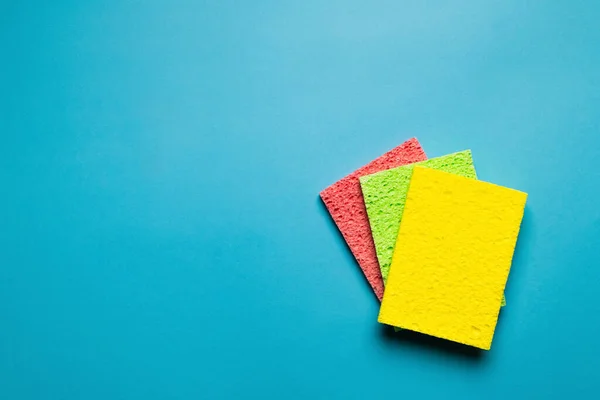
[{"xmin": 320, "ymin": 138, "xmax": 427, "ymax": 300}]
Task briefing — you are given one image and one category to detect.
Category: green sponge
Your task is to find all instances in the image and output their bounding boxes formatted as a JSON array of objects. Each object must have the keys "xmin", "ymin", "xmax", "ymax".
[{"xmin": 359, "ymin": 150, "xmax": 477, "ymax": 284}]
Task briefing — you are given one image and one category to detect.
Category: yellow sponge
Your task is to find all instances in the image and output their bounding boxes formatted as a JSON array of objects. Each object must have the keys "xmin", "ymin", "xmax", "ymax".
[{"xmin": 378, "ymin": 166, "xmax": 527, "ymax": 350}]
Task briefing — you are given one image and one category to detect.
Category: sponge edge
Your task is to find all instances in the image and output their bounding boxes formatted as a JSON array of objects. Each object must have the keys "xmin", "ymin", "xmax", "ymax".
[{"xmin": 320, "ymin": 138, "xmax": 427, "ymax": 300}]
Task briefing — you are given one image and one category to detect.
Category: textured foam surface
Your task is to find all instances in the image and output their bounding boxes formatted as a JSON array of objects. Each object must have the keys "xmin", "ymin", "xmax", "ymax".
[
  {"xmin": 360, "ymin": 150, "xmax": 476, "ymax": 283},
  {"xmin": 378, "ymin": 167, "xmax": 527, "ymax": 349},
  {"xmin": 320, "ymin": 138, "xmax": 427, "ymax": 300}
]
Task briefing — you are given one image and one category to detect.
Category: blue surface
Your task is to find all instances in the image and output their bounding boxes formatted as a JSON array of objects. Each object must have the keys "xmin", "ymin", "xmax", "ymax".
[{"xmin": 2, "ymin": 1, "xmax": 600, "ymax": 398}]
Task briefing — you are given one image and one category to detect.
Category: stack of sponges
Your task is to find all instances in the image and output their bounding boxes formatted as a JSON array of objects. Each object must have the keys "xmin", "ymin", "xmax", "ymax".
[{"xmin": 321, "ymin": 138, "xmax": 527, "ymax": 350}]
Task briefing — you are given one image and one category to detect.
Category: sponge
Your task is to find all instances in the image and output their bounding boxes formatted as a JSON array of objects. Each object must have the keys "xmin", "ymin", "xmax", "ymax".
[
  {"xmin": 378, "ymin": 167, "xmax": 527, "ymax": 349},
  {"xmin": 360, "ymin": 150, "xmax": 476, "ymax": 284},
  {"xmin": 320, "ymin": 138, "xmax": 427, "ymax": 300}
]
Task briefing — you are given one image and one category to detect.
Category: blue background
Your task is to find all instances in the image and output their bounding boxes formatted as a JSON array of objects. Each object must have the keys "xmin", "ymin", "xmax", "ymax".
[{"xmin": 2, "ymin": 1, "xmax": 600, "ymax": 398}]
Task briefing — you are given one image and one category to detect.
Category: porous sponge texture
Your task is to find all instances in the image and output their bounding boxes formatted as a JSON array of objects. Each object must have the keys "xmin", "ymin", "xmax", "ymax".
[
  {"xmin": 320, "ymin": 138, "xmax": 427, "ymax": 300},
  {"xmin": 378, "ymin": 167, "xmax": 527, "ymax": 350},
  {"xmin": 360, "ymin": 150, "xmax": 476, "ymax": 284}
]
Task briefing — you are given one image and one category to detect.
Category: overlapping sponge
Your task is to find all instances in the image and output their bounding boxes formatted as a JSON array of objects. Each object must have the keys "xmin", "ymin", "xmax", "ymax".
[
  {"xmin": 320, "ymin": 138, "xmax": 427, "ymax": 300},
  {"xmin": 378, "ymin": 167, "xmax": 527, "ymax": 350},
  {"xmin": 360, "ymin": 150, "xmax": 476, "ymax": 284}
]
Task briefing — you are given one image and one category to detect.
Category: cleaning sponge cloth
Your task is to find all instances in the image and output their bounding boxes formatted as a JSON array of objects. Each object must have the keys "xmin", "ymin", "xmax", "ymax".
[
  {"xmin": 320, "ymin": 138, "xmax": 427, "ymax": 300},
  {"xmin": 378, "ymin": 167, "xmax": 527, "ymax": 349},
  {"xmin": 360, "ymin": 150, "xmax": 476, "ymax": 283}
]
